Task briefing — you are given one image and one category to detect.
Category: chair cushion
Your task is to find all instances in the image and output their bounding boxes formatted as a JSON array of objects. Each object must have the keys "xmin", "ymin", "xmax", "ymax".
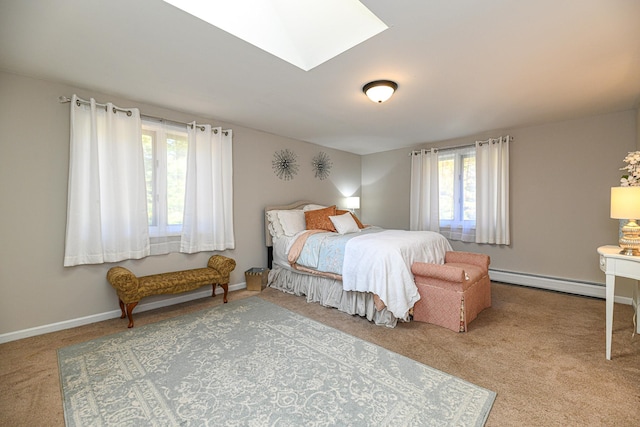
[{"xmin": 444, "ymin": 263, "xmax": 486, "ymax": 289}]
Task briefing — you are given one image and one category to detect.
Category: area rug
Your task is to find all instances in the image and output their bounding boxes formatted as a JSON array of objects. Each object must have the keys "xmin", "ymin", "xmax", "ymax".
[{"xmin": 58, "ymin": 297, "xmax": 496, "ymax": 426}]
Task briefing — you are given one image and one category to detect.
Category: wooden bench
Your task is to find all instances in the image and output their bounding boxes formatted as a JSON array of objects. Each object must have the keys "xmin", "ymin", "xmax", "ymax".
[{"xmin": 106, "ymin": 255, "xmax": 236, "ymax": 328}]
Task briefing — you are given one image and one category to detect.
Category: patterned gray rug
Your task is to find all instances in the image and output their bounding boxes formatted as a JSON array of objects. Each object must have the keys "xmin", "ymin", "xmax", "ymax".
[{"xmin": 58, "ymin": 297, "xmax": 495, "ymax": 426}]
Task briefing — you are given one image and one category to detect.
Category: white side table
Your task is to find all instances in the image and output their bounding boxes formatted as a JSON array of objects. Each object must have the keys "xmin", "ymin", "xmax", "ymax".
[{"xmin": 597, "ymin": 245, "xmax": 640, "ymax": 360}]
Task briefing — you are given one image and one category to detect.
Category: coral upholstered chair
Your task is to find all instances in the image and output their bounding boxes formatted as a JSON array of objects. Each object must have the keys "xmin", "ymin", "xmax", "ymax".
[{"xmin": 411, "ymin": 251, "xmax": 491, "ymax": 332}]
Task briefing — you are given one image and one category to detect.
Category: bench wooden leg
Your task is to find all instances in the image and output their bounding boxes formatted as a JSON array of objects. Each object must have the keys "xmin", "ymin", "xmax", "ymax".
[
  {"xmin": 125, "ymin": 301, "xmax": 138, "ymax": 328},
  {"xmin": 212, "ymin": 283, "xmax": 229, "ymax": 303},
  {"xmin": 220, "ymin": 283, "xmax": 228, "ymax": 303},
  {"xmin": 118, "ymin": 299, "xmax": 126, "ymax": 319}
]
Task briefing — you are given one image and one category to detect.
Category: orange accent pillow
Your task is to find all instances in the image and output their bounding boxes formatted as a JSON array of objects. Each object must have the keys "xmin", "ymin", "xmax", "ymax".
[
  {"xmin": 305, "ymin": 205, "xmax": 337, "ymax": 231},
  {"xmin": 336, "ymin": 209, "xmax": 365, "ymax": 229}
]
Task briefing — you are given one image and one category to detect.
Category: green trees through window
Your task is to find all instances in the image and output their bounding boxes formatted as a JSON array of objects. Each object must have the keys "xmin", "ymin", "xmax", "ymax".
[
  {"xmin": 438, "ymin": 149, "xmax": 475, "ymax": 225},
  {"xmin": 142, "ymin": 121, "xmax": 187, "ymax": 236}
]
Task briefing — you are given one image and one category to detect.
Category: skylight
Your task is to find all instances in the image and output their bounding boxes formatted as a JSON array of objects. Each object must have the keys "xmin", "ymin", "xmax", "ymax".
[{"xmin": 162, "ymin": 0, "xmax": 388, "ymax": 71}]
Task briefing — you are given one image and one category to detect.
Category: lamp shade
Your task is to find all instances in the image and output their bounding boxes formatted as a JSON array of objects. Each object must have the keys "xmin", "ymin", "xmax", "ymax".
[
  {"xmin": 610, "ymin": 187, "xmax": 640, "ymax": 219},
  {"xmin": 346, "ymin": 196, "xmax": 360, "ymax": 210},
  {"xmin": 363, "ymin": 80, "xmax": 397, "ymax": 103}
]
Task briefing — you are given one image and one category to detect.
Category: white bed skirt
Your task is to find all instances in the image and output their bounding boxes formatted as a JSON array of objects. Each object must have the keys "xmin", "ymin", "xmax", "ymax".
[{"xmin": 267, "ymin": 266, "xmax": 398, "ymax": 327}]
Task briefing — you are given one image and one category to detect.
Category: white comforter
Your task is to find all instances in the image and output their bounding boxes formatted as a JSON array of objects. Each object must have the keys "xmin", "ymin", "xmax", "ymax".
[
  {"xmin": 282, "ymin": 228, "xmax": 452, "ymax": 321},
  {"xmin": 341, "ymin": 230, "xmax": 452, "ymax": 321}
]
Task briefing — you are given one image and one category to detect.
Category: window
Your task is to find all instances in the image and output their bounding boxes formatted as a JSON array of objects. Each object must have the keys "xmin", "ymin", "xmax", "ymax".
[
  {"xmin": 410, "ymin": 138, "xmax": 510, "ymax": 245},
  {"xmin": 437, "ymin": 146, "xmax": 476, "ymax": 241},
  {"xmin": 64, "ymin": 94, "xmax": 235, "ymax": 266},
  {"xmin": 142, "ymin": 120, "xmax": 188, "ymax": 238}
]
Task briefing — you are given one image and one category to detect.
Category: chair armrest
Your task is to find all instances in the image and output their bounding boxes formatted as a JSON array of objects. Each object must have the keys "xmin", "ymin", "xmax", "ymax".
[
  {"xmin": 411, "ymin": 262, "xmax": 466, "ymax": 283},
  {"xmin": 207, "ymin": 255, "xmax": 237, "ymax": 278},
  {"xmin": 444, "ymin": 251, "xmax": 490, "ymax": 270},
  {"xmin": 106, "ymin": 267, "xmax": 139, "ymax": 294}
]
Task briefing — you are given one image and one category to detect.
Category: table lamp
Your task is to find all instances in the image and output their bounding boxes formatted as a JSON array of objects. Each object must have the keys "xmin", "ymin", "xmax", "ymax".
[
  {"xmin": 346, "ymin": 196, "xmax": 360, "ymax": 212},
  {"xmin": 610, "ymin": 186, "xmax": 640, "ymax": 255}
]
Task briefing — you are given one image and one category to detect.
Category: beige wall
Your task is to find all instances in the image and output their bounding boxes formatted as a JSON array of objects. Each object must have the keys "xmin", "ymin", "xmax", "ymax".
[
  {"xmin": 0, "ymin": 71, "xmax": 361, "ymax": 336},
  {"xmin": 1, "ymin": 69, "xmax": 637, "ymax": 338},
  {"xmin": 637, "ymin": 107, "xmax": 640, "ymax": 148},
  {"xmin": 362, "ymin": 110, "xmax": 637, "ymax": 292}
]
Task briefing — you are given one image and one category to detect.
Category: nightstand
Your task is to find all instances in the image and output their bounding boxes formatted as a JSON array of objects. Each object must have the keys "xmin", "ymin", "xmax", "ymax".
[{"xmin": 597, "ymin": 245, "xmax": 640, "ymax": 360}]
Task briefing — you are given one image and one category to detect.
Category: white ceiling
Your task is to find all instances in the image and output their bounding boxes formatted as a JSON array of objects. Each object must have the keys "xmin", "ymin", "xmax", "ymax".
[{"xmin": 1, "ymin": 0, "xmax": 639, "ymax": 155}]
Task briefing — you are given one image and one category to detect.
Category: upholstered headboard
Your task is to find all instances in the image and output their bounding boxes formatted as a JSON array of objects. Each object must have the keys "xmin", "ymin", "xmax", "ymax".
[
  {"xmin": 265, "ymin": 200, "xmax": 318, "ymax": 269},
  {"xmin": 264, "ymin": 200, "xmax": 313, "ymax": 247}
]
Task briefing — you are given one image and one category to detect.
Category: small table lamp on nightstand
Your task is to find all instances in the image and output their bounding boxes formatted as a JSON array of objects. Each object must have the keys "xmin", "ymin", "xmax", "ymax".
[
  {"xmin": 611, "ymin": 186, "xmax": 640, "ymax": 256},
  {"xmin": 346, "ymin": 196, "xmax": 360, "ymax": 213}
]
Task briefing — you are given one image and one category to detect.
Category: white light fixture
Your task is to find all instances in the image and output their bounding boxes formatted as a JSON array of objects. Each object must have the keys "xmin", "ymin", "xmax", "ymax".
[
  {"xmin": 162, "ymin": 0, "xmax": 388, "ymax": 71},
  {"xmin": 346, "ymin": 196, "xmax": 360, "ymax": 212},
  {"xmin": 363, "ymin": 80, "xmax": 398, "ymax": 103},
  {"xmin": 611, "ymin": 186, "xmax": 640, "ymax": 255}
]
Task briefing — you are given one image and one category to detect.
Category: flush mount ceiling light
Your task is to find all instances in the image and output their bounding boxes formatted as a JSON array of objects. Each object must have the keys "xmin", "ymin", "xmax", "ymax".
[
  {"xmin": 162, "ymin": 0, "xmax": 388, "ymax": 71},
  {"xmin": 362, "ymin": 80, "xmax": 398, "ymax": 103}
]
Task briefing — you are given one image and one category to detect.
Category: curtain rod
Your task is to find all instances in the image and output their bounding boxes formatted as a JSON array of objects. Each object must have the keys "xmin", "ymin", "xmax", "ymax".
[
  {"xmin": 58, "ymin": 96, "xmax": 228, "ymax": 135},
  {"xmin": 409, "ymin": 135, "xmax": 512, "ymax": 156}
]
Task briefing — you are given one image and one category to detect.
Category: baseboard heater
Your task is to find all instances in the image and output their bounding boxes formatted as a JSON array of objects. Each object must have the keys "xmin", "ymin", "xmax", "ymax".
[{"xmin": 489, "ymin": 269, "xmax": 623, "ymax": 301}]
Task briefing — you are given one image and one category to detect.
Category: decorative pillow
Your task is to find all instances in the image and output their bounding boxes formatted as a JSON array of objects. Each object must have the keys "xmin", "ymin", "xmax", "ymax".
[
  {"xmin": 304, "ymin": 205, "xmax": 337, "ymax": 231},
  {"xmin": 336, "ymin": 209, "xmax": 365, "ymax": 229},
  {"xmin": 329, "ymin": 212, "xmax": 360, "ymax": 235},
  {"xmin": 277, "ymin": 210, "xmax": 306, "ymax": 236},
  {"xmin": 266, "ymin": 210, "xmax": 285, "ymax": 238}
]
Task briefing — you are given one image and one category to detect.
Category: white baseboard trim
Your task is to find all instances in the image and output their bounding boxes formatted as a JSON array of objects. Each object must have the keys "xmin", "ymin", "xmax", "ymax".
[
  {"xmin": 490, "ymin": 269, "xmax": 633, "ymax": 306},
  {"xmin": 0, "ymin": 283, "xmax": 246, "ymax": 345},
  {"xmin": 2, "ymin": 273, "xmax": 630, "ymax": 345}
]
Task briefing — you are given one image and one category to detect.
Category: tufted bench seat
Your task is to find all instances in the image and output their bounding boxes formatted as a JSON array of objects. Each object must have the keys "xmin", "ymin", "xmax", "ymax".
[
  {"xmin": 411, "ymin": 251, "xmax": 491, "ymax": 332},
  {"xmin": 107, "ymin": 255, "xmax": 236, "ymax": 328}
]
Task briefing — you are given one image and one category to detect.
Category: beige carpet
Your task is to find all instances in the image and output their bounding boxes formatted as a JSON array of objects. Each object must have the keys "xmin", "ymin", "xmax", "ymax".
[{"xmin": 1, "ymin": 282, "xmax": 639, "ymax": 426}]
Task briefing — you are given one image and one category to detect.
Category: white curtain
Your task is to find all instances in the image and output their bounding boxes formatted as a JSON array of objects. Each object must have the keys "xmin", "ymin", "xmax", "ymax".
[
  {"xmin": 64, "ymin": 95, "xmax": 149, "ymax": 266},
  {"xmin": 409, "ymin": 148, "xmax": 439, "ymax": 231},
  {"xmin": 180, "ymin": 124, "xmax": 235, "ymax": 253},
  {"xmin": 476, "ymin": 136, "xmax": 510, "ymax": 244}
]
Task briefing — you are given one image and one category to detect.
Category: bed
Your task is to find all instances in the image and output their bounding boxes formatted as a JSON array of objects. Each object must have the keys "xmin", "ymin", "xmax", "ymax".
[{"xmin": 265, "ymin": 201, "xmax": 453, "ymax": 327}]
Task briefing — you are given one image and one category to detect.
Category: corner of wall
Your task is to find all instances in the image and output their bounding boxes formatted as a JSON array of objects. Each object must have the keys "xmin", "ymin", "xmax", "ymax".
[{"xmin": 636, "ymin": 106, "xmax": 640, "ymax": 149}]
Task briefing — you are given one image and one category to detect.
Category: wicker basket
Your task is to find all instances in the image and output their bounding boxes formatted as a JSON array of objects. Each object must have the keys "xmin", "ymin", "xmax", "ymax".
[{"xmin": 245, "ymin": 267, "xmax": 269, "ymax": 291}]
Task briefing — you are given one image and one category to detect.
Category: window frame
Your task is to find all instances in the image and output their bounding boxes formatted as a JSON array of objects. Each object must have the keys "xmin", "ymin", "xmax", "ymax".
[
  {"xmin": 141, "ymin": 119, "xmax": 188, "ymax": 238},
  {"xmin": 438, "ymin": 148, "xmax": 476, "ymax": 232}
]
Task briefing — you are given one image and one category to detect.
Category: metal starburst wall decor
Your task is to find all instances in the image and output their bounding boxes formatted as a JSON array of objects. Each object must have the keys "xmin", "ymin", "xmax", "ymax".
[
  {"xmin": 272, "ymin": 149, "xmax": 299, "ymax": 181},
  {"xmin": 312, "ymin": 151, "xmax": 332, "ymax": 180}
]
